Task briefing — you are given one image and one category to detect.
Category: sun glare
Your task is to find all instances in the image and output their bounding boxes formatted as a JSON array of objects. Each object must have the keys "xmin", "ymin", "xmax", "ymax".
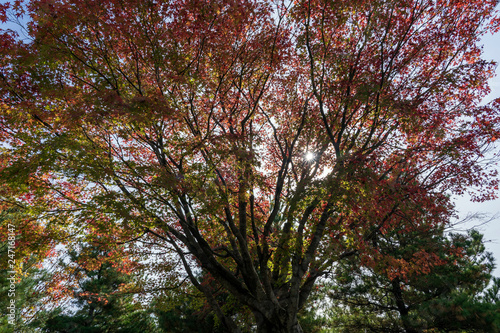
[{"xmin": 305, "ymin": 152, "xmax": 314, "ymax": 161}]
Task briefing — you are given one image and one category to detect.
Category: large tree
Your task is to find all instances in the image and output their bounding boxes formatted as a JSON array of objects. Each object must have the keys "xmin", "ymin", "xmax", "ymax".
[{"xmin": 1, "ymin": 0, "xmax": 499, "ymax": 332}]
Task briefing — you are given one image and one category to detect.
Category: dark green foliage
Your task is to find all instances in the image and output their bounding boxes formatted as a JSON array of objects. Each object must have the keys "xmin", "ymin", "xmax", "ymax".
[
  {"xmin": 153, "ymin": 272, "xmax": 253, "ymax": 333},
  {"xmin": 41, "ymin": 245, "xmax": 158, "ymax": 333},
  {"xmin": 154, "ymin": 297, "xmax": 223, "ymax": 333},
  {"xmin": 0, "ymin": 208, "xmax": 50, "ymax": 333},
  {"xmin": 43, "ymin": 305, "xmax": 158, "ymax": 333},
  {"xmin": 324, "ymin": 229, "xmax": 500, "ymax": 333},
  {"xmin": 484, "ymin": 277, "xmax": 500, "ymax": 304},
  {"xmin": 0, "ymin": 264, "xmax": 48, "ymax": 333}
]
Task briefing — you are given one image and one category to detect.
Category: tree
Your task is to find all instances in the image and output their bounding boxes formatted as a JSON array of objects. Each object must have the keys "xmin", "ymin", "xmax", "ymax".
[
  {"xmin": 154, "ymin": 296, "xmax": 225, "ymax": 333},
  {"xmin": 1, "ymin": 0, "xmax": 499, "ymax": 332},
  {"xmin": 40, "ymin": 243, "xmax": 159, "ymax": 333},
  {"xmin": 153, "ymin": 268, "xmax": 254, "ymax": 332},
  {"xmin": 153, "ymin": 284, "xmax": 233, "ymax": 333},
  {"xmin": 325, "ymin": 226, "xmax": 500, "ymax": 332},
  {"xmin": 0, "ymin": 248, "xmax": 46, "ymax": 333},
  {"xmin": 0, "ymin": 208, "xmax": 55, "ymax": 333}
]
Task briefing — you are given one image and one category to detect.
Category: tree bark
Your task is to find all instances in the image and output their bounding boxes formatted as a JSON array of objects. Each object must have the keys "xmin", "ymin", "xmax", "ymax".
[{"xmin": 392, "ymin": 279, "xmax": 418, "ymax": 333}]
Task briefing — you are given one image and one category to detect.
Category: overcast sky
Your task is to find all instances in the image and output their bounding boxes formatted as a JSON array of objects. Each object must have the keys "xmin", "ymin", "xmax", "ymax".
[{"xmin": 454, "ymin": 30, "xmax": 500, "ymax": 276}]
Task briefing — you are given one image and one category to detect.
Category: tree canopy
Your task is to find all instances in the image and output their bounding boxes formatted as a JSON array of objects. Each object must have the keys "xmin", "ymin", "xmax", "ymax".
[{"xmin": 1, "ymin": 0, "xmax": 499, "ymax": 332}]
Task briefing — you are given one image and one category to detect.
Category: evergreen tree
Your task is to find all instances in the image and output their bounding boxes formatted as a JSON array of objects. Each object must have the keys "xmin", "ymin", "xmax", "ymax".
[
  {"xmin": 154, "ymin": 293, "xmax": 223, "ymax": 333},
  {"xmin": 324, "ymin": 229, "xmax": 500, "ymax": 332},
  {"xmin": 41, "ymin": 244, "xmax": 158, "ymax": 333},
  {"xmin": 0, "ymin": 252, "xmax": 49, "ymax": 333},
  {"xmin": 153, "ymin": 270, "xmax": 253, "ymax": 333},
  {"xmin": 0, "ymin": 208, "xmax": 52, "ymax": 333}
]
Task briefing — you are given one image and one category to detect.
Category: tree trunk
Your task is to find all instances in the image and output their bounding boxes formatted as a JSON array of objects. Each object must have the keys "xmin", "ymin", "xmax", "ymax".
[{"xmin": 392, "ymin": 279, "xmax": 418, "ymax": 333}]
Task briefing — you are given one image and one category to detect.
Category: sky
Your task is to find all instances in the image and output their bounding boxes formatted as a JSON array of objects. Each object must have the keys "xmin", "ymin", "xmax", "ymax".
[
  {"xmin": 454, "ymin": 30, "xmax": 500, "ymax": 276},
  {"xmin": 1, "ymin": 1, "xmax": 500, "ymax": 274}
]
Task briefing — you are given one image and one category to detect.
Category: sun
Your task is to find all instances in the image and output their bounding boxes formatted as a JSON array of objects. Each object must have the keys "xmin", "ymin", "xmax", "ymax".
[{"xmin": 305, "ymin": 152, "xmax": 314, "ymax": 161}]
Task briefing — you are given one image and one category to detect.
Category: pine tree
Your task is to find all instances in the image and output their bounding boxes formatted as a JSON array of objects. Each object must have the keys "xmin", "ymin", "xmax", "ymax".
[
  {"xmin": 325, "ymin": 229, "xmax": 500, "ymax": 332},
  {"xmin": 41, "ymin": 243, "xmax": 158, "ymax": 333}
]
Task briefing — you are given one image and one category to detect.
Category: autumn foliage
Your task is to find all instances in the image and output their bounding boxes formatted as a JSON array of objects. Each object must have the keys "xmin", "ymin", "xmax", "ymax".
[{"xmin": 1, "ymin": 0, "xmax": 499, "ymax": 332}]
